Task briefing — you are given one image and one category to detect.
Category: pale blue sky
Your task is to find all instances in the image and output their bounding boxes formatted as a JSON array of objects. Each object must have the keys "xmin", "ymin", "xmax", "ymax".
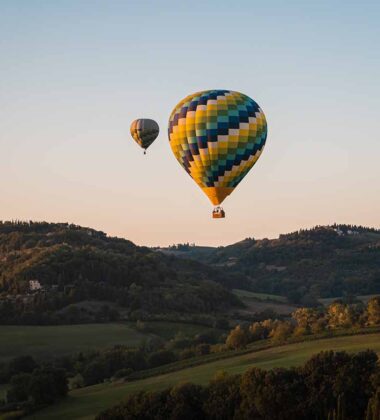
[{"xmin": 1, "ymin": 0, "xmax": 379, "ymax": 246}]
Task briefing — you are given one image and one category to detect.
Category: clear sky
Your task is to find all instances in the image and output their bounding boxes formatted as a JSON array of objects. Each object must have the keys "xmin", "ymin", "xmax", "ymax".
[{"xmin": 1, "ymin": 0, "xmax": 379, "ymax": 246}]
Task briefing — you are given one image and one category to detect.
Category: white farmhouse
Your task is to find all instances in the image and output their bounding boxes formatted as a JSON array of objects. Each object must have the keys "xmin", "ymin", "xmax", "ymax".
[{"xmin": 29, "ymin": 280, "xmax": 42, "ymax": 291}]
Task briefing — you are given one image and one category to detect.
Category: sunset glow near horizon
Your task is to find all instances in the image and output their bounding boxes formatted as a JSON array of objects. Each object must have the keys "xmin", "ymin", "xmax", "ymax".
[{"xmin": 1, "ymin": 1, "xmax": 379, "ymax": 247}]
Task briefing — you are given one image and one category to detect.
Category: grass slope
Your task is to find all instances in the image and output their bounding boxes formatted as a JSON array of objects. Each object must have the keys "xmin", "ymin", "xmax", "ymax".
[
  {"xmin": 32, "ymin": 333, "xmax": 380, "ymax": 420},
  {"xmin": 0, "ymin": 322, "xmax": 217, "ymax": 363}
]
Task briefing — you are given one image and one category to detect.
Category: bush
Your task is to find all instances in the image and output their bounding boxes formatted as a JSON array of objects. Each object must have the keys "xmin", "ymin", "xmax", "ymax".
[
  {"xmin": 148, "ymin": 350, "xmax": 177, "ymax": 368},
  {"xmin": 7, "ymin": 367, "xmax": 68, "ymax": 406}
]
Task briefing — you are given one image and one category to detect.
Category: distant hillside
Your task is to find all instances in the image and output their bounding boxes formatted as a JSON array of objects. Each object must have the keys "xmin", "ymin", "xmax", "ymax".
[
  {"xmin": 2, "ymin": 222, "xmax": 379, "ymax": 324},
  {"xmin": 159, "ymin": 225, "xmax": 380, "ymax": 304},
  {"xmin": 0, "ymin": 221, "xmax": 240, "ymax": 324}
]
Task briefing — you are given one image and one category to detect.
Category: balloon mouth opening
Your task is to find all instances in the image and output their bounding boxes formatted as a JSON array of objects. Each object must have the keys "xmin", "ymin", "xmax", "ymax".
[{"xmin": 202, "ymin": 187, "xmax": 234, "ymax": 206}]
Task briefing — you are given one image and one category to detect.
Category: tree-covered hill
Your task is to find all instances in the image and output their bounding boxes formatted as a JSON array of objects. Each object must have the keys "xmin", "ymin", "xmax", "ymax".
[
  {"xmin": 0, "ymin": 221, "xmax": 240, "ymax": 324},
  {"xmin": 2, "ymin": 222, "xmax": 380, "ymax": 323},
  {"xmin": 160, "ymin": 225, "xmax": 380, "ymax": 304}
]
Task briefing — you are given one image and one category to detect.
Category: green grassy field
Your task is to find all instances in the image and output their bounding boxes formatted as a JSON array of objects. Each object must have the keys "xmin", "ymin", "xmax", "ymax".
[
  {"xmin": 31, "ymin": 332, "xmax": 380, "ymax": 420},
  {"xmin": 232, "ymin": 289, "xmax": 287, "ymax": 302},
  {"xmin": 0, "ymin": 322, "xmax": 217, "ymax": 363}
]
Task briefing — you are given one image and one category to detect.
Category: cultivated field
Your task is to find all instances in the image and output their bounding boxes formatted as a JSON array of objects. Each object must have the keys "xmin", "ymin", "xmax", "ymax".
[
  {"xmin": 31, "ymin": 332, "xmax": 380, "ymax": 420},
  {"xmin": 232, "ymin": 289, "xmax": 297, "ymax": 315}
]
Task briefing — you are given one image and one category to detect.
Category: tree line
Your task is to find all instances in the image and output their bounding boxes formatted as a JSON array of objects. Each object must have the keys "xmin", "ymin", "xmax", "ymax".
[{"xmin": 225, "ymin": 296, "xmax": 380, "ymax": 349}]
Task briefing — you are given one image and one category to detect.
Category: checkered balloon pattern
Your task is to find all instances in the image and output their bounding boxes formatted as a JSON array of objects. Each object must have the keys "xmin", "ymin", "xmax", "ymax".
[
  {"xmin": 130, "ymin": 119, "xmax": 159, "ymax": 150},
  {"xmin": 168, "ymin": 90, "xmax": 267, "ymax": 205}
]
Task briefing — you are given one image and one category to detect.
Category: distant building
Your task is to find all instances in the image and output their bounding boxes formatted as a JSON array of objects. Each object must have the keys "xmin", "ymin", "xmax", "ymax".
[
  {"xmin": 29, "ymin": 280, "xmax": 42, "ymax": 291},
  {"xmin": 334, "ymin": 228, "xmax": 359, "ymax": 236}
]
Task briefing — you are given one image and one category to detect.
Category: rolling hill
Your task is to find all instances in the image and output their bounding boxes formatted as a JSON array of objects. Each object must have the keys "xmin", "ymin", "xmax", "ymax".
[
  {"xmin": 29, "ymin": 332, "xmax": 380, "ymax": 420},
  {"xmin": 0, "ymin": 221, "xmax": 240, "ymax": 324},
  {"xmin": 159, "ymin": 225, "xmax": 380, "ymax": 304},
  {"xmin": 2, "ymin": 222, "xmax": 380, "ymax": 325}
]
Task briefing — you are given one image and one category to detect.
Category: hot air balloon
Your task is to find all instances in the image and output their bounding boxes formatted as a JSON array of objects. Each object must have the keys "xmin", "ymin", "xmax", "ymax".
[
  {"xmin": 130, "ymin": 118, "xmax": 159, "ymax": 154},
  {"xmin": 168, "ymin": 90, "xmax": 267, "ymax": 218}
]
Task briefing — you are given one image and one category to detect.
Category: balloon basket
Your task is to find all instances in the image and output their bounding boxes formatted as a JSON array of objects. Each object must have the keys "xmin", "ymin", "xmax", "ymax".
[{"xmin": 212, "ymin": 207, "xmax": 225, "ymax": 219}]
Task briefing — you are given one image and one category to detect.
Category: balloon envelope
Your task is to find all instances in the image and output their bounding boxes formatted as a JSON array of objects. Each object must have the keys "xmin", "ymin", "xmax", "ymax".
[
  {"xmin": 168, "ymin": 90, "xmax": 267, "ymax": 205},
  {"xmin": 130, "ymin": 119, "xmax": 159, "ymax": 150}
]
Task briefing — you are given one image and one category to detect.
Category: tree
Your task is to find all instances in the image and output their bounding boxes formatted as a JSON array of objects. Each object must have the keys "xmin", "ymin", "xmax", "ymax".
[
  {"xmin": 366, "ymin": 389, "xmax": 380, "ymax": 420},
  {"xmin": 179, "ymin": 349, "xmax": 196, "ymax": 360},
  {"xmin": 327, "ymin": 303, "xmax": 354, "ymax": 329},
  {"xmin": 261, "ymin": 318, "xmax": 277, "ymax": 336},
  {"xmin": 97, "ymin": 390, "xmax": 171, "ymax": 420},
  {"xmin": 168, "ymin": 382, "xmax": 205, "ymax": 420},
  {"xmin": 6, "ymin": 367, "xmax": 67, "ymax": 406},
  {"xmin": 302, "ymin": 350, "xmax": 378, "ymax": 419},
  {"xmin": 7, "ymin": 355, "xmax": 38, "ymax": 378},
  {"xmin": 148, "ymin": 350, "xmax": 176, "ymax": 368},
  {"xmin": 238, "ymin": 367, "xmax": 306, "ymax": 419},
  {"xmin": 367, "ymin": 297, "xmax": 380, "ymax": 326},
  {"xmin": 292, "ymin": 308, "xmax": 319, "ymax": 333},
  {"xmin": 82, "ymin": 360, "xmax": 107, "ymax": 386},
  {"xmin": 269, "ymin": 321, "xmax": 294, "ymax": 342},
  {"xmin": 28, "ymin": 367, "xmax": 68, "ymax": 405},
  {"xmin": 310, "ymin": 317, "xmax": 327, "ymax": 334},
  {"xmin": 195, "ymin": 344, "xmax": 210, "ymax": 356},
  {"xmin": 169, "ymin": 332, "xmax": 192, "ymax": 350},
  {"xmin": 7, "ymin": 373, "xmax": 32, "ymax": 403},
  {"xmin": 327, "ymin": 394, "xmax": 346, "ymax": 420},
  {"xmin": 203, "ymin": 371, "xmax": 240, "ymax": 420},
  {"xmin": 225, "ymin": 326, "xmax": 249, "ymax": 350},
  {"xmin": 248, "ymin": 322, "xmax": 266, "ymax": 341}
]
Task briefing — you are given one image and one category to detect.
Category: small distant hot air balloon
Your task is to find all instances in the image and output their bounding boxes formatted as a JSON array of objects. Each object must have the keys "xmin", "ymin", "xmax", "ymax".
[
  {"xmin": 168, "ymin": 90, "xmax": 267, "ymax": 218},
  {"xmin": 130, "ymin": 119, "xmax": 159, "ymax": 154}
]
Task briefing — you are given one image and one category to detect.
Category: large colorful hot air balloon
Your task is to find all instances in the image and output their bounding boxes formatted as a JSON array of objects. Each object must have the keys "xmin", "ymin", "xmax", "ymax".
[
  {"xmin": 168, "ymin": 90, "xmax": 267, "ymax": 218},
  {"xmin": 130, "ymin": 118, "xmax": 159, "ymax": 154}
]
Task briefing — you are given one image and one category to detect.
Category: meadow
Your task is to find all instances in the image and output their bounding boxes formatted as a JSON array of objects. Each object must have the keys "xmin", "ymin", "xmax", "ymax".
[
  {"xmin": 0, "ymin": 322, "xmax": 217, "ymax": 362},
  {"xmin": 232, "ymin": 289, "xmax": 287, "ymax": 302},
  {"xmin": 31, "ymin": 332, "xmax": 380, "ymax": 420}
]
